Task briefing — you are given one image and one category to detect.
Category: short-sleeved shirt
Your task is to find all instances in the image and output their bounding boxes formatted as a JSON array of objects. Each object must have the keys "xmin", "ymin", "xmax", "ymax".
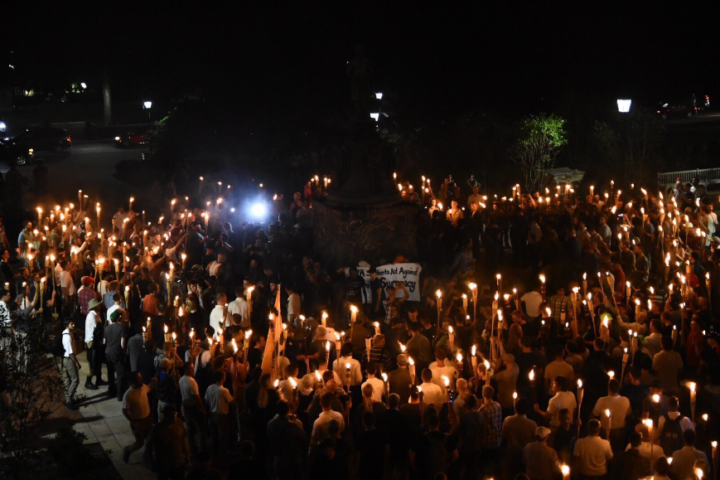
[
  {"xmin": 547, "ymin": 391, "xmax": 577, "ymax": 427},
  {"xmin": 205, "ymin": 383, "xmax": 233, "ymax": 414},
  {"xmin": 59, "ymin": 271, "xmax": 76, "ymax": 297},
  {"xmin": 62, "ymin": 328, "xmax": 74, "ymax": 357},
  {"xmin": 85, "ymin": 310, "xmax": 99, "ymax": 343},
  {"xmin": 287, "ymin": 293, "xmax": 301, "ymax": 320},
  {"xmin": 593, "ymin": 395, "xmax": 632, "ymax": 429},
  {"xmin": 179, "ymin": 375, "xmax": 200, "ymax": 407},
  {"xmin": 574, "ymin": 435, "xmax": 613, "ymax": 476},
  {"xmin": 122, "ymin": 384, "xmax": 151, "ymax": 419},
  {"xmin": 652, "ymin": 350, "xmax": 683, "ymax": 393},
  {"xmin": 521, "ymin": 291, "xmax": 543, "ymax": 317},
  {"xmin": 104, "ymin": 323, "xmax": 125, "ymax": 357},
  {"xmin": 544, "ymin": 359, "xmax": 575, "ymax": 384}
]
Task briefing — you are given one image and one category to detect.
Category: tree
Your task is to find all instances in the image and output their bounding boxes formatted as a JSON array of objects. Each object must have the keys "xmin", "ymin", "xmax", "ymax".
[
  {"xmin": 512, "ymin": 114, "xmax": 568, "ymax": 193},
  {"xmin": 0, "ymin": 320, "xmax": 64, "ymax": 478},
  {"xmin": 592, "ymin": 108, "xmax": 664, "ymax": 188}
]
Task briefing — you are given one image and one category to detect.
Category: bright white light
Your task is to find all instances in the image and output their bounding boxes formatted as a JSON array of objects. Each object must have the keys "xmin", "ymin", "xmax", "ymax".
[
  {"xmin": 0, "ymin": 121, "xmax": 6, "ymax": 132},
  {"xmin": 249, "ymin": 202, "xmax": 268, "ymax": 219},
  {"xmin": 143, "ymin": 101, "xmax": 153, "ymax": 109},
  {"xmin": 617, "ymin": 99, "xmax": 632, "ymax": 113},
  {"xmin": 370, "ymin": 112, "xmax": 380, "ymax": 121},
  {"xmin": 375, "ymin": 92, "xmax": 383, "ymax": 100},
  {"xmin": 80, "ymin": 82, "xmax": 87, "ymax": 89}
]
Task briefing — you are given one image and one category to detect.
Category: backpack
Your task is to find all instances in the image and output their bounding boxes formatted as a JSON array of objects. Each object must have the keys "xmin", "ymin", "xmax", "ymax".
[
  {"xmin": 660, "ymin": 414, "xmax": 685, "ymax": 456},
  {"xmin": 51, "ymin": 332, "xmax": 69, "ymax": 357}
]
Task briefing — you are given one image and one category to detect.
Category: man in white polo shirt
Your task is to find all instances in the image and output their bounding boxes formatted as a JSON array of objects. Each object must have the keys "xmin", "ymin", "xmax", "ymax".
[
  {"xmin": 574, "ymin": 419, "xmax": 614, "ymax": 478},
  {"xmin": 592, "ymin": 379, "xmax": 631, "ymax": 452}
]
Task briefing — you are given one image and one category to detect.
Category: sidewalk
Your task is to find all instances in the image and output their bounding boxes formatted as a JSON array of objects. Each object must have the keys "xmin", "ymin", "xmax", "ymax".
[{"xmin": 66, "ymin": 350, "xmax": 155, "ymax": 480}]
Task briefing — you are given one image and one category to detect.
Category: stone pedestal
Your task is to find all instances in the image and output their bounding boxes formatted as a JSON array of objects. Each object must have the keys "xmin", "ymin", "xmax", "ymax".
[{"xmin": 312, "ymin": 200, "xmax": 419, "ymax": 267}]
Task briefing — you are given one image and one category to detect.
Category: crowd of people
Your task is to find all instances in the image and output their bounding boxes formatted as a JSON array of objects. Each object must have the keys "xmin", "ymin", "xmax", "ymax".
[{"xmin": 1, "ymin": 174, "xmax": 719, "ymax": 480}]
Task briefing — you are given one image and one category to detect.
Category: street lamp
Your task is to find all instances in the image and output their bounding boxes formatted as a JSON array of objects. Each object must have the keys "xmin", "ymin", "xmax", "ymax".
[
  {"xmin": 616, "ymin": 99, "xmax": 632, "ymax": 113},
  {"xmin": 369, "ymin": 112, "xmax": 380, "ymax": 122},
  {"xmin": 375, "ymin": 92, "xmax": 383, "ymax": 100},
  {"xmin": 143, "ymin": 101, "xmax": 153, "ymax": 124}
]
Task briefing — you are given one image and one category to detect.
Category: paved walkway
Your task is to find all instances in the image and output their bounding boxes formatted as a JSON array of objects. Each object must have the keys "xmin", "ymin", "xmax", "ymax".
[{"xmin": 64, "ymin": 350, "xmax": 155, "ymax": 480}]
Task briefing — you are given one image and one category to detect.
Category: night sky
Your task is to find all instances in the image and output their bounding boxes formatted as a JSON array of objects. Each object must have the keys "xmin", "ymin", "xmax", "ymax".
[{"xmin": 4, "ymin": 3, "xmax": 718, "ymax": 117}]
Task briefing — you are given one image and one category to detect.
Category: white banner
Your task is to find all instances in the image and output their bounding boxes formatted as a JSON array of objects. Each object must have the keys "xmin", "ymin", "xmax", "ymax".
[{"xmin": 351, "ymin": 263, "xmax": 422, "ymax": 303}]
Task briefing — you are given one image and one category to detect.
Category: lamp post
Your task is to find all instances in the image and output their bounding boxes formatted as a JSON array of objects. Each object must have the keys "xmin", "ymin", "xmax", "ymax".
[
  {"xmin": 143, "ymin": 101, "xmax": 153, "ymax": 125},
  {"xmin": 617, "ymin": 99, "xmax": 632, "ymax": 113}
]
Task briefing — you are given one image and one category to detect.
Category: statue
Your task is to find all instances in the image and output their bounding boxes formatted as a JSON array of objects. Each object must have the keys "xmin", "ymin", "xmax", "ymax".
[
  {"xmin": 346, "ymin": 46, "xmax": 373, "ymax": 115},
  {"xmin": 328, "ymin": 121, "xmax": 399, "ymax": 206}
]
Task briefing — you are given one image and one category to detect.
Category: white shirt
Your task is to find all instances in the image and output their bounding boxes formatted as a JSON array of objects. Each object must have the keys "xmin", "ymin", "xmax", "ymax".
[
  {"xmin": 429, "ymin": 362, "xmax": 458, "ymax": 397},
  {"xmin": 419, "ymin": 381, "xmax": 445, "ymax": 407},
  {"xmin": 521, "ymin": 291, "xmax": 543, "ymax": 317},
  {"xmin": 332, "ymin": 357, "xmax": 363, "ymax": 386},
  {"xmin": 59, "ymin": 270, "xmax": 76, "ymax": 297},
  {"xmin": 547, "ymin": 391, "xmax": 577, "ymax": 427},
  {"xmin": 228, "ymin": 297, "xmax": 248, "ymax": 325},
  {"xmin": 85, "ymin": 310, "xmax": 99, "ymax": 343},
  {"xmin": 106, "ymin": 304, "xmax": 121, "ymax": 325},
  {"xmin": 98, "ymin": 279, "xmax": 110, "ymax": 297},
  {"xmin": 204, "ymin": 383, "xmax": 233, "ymax": 414},
  {"xmin": 644, "ymin": 332, "xmax": 663, "ymax": 358},
  {"xmin": 207, "ymin": 261, "xmax": 221, "ymax": 277},
  {"xmin": 311, "ymin": 410, "xmax": 345, "ymax": 446},
  {"xmin": 54, "ymin": 263, "xmax": 63, "ymax": 286},
  {"xmin": 361, "ymin": 377, "xmax": 385, "ymax": 402},
  {"xmin": 573, "ymin": 435, "xmax": 613, "ymax": 476},
  {"xmin": 122, "ymin": 384, "xmax": 151, "ymax": 419},
  {"xmin": 179, "ymin": 375, "xmax": 200, "ymax": 407},
  {"xmin": 626, "ymin": 442, "xmax": 663, "ymax": 464},
  {"xmin": 287, "ymin": 293, "xmax": 301, "ymax": 322},
  {"xmin": 62, "ymin": 327, "xmax": 74, "ymax": 358},
  {"xmin": 593, "ymin": 394, "xmax": 632, "ymax": 430},
  {"xmin": 209, "ymin": 305, "xmax": 229, "ymax": 332}
]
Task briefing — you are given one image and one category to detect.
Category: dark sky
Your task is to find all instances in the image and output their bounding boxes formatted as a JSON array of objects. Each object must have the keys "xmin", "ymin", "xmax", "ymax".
[{"xmin": 4, "ymin": 3, "xmax": 718, "ymax": 116}]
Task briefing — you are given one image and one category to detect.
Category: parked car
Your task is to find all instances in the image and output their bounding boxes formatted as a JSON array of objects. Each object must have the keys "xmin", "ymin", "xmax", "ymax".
[
  {"xmin": 11, "ymin": 126, "xmax": 72, "ymax": 153},
  {"xmin": 114, "ymin": 132, "xmax": 148, "ymax": 148},
  {"xmin": 0, "ymin": 141, "xmax": 34, "ymax": 165},
  {"xmin": 657, "ymin": 100, "xmax": 697, "ymax": 119}
]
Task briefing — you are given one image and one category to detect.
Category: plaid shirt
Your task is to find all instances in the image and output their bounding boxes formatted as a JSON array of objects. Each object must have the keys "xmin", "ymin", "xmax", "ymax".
[
  {"xmin": 78, "ymin": 286, "xmax": 100, "ymax": 315},
  {"xmin": 548, "ymin": 294, "xmax": 571, "ymax": 323},
  {"xmin": 383, "ymin": 299, "xmax": 399, "ymax": 324},
  {"xmin": 480, "ymin": 400, "xmax": 503, "ymax": 449}
]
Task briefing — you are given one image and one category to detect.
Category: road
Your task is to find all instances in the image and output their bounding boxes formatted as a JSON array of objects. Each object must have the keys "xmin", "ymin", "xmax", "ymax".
[{"xmin": 1, "ymin": 140, "xmax": 150, "ymax": 211}]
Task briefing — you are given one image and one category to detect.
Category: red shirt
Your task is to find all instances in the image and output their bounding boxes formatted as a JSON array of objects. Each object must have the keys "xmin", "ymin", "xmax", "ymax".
[
  {"xmin": 143, "ymin": 293, "xmax": 159, "ymax": 316},
  {"xmin": 686, "ymin": 329, "xmax": 705, "ymax": 367}
]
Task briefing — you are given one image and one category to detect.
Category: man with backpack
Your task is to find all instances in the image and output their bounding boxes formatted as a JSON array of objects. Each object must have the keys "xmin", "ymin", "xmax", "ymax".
[
  {"xmin": 657, "ymin": 396, "xmax": 694, "ymax": 456},
  {"xmin": 55, "ymin": 320, "xmax": 81, "ymax": 409}
]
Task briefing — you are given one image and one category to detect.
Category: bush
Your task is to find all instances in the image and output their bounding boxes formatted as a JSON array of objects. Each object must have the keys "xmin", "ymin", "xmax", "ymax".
[{"xmin": 46, "ymin": 427, "xmax": 87, "ymax": 474}]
